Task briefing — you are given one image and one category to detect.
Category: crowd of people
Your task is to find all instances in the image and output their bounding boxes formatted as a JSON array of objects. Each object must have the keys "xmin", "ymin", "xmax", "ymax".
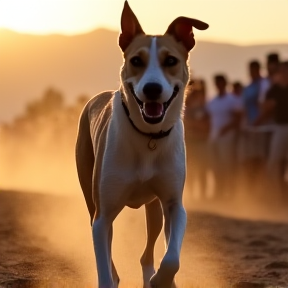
[{"xmin": 184, "ymin": 53, "xmax": 288, "ymax": 203}]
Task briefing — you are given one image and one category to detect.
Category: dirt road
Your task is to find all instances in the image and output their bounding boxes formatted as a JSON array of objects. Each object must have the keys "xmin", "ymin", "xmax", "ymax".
[{"xmin": 1, "ymin": 190, "xmax": 288, "ymax": 288}]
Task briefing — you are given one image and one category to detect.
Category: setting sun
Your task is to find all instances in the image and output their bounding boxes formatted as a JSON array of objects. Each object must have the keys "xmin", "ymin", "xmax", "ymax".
[{"xmin": 0, "ymin": 0, "xmax": 288, "ymax": 44}]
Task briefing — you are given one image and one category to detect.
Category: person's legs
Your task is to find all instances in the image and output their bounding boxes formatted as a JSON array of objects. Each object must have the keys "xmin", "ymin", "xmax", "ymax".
[
  {"xmin": 267, "ymin": 125, "xmax": 288, "ymax": 199},
  {"xmin": 185, "ymin": 138, "xmax": 195, "ymax": 192},
  {"xmin": 241, "ymin": 132, "xmax": 265, "ymax": 199},
  {"xmin": 197, "ymin": 141, "xmax": 208, "ymax": 198},
  {"xmin": 192, "ymin": 140, "xmax": 208, "ymax": 199},
  {"xmin": 208, "ymin": 140, "xmax": 222, "ymax": 199},
  {"xmin": 218, "ymin": 132, "xmax": 236, "ymax": 197},
  {"xmin": 236, "ymin": 131, "xmax": 249, "ymax": 196}
]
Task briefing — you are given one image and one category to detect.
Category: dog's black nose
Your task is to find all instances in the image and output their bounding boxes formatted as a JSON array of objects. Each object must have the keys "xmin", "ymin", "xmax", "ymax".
[{"xmin": 143, "ymin": 82, "xmax": 162, "ymax": 100}]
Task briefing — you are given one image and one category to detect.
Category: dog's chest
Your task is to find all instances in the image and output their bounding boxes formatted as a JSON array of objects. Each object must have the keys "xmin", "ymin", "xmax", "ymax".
[
  {"xmin": 125, "ymin": 151, "xmax": 164, "ymax": 208},
  {"xmin": 135, "ymin": 151, "xmax": 157, "ymax": 182}
]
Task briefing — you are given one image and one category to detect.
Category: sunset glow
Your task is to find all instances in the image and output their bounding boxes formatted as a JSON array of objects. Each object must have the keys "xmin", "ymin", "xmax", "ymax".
[{"xmin": 0, "ymin": 0, "xmax": 288, "ymax": 44}]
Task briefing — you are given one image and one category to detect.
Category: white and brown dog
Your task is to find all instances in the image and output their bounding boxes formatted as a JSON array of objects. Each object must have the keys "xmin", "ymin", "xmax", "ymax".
[{"xmin": 76, "ymin": 2, "xmax": 208, "ymax": 288}]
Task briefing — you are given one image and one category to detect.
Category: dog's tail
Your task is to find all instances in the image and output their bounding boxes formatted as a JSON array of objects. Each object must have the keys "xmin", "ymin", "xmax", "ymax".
[{"xmin": 75, "ymin": 104, "xmax": 95, "ymax": 224}]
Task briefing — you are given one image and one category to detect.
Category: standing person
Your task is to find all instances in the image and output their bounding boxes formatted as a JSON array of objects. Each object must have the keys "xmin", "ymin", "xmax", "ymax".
[
  {"xmin": 232, "ymin": 81, "xmax": 243, "ymax": 97},
  {"xmin": 207, "ymin": 75, "xmax": 243, "ymax": 199},
  {"xmin": 238, "ymin": 60, "xmax": 268, "ymax": 194},
  {"xmin": 259, "ymin": 53, "xmax": 280, "ymax": 103},
  {"xmin": 254, "ymin": 61, "xmax": 288, "ymax": 199},
  {"xmin": 231, "ymin": 81, "xmax": 244, "ymax": 189},
  {"xmin": 258, "ymin": 53, "xmax": 280, "ymax": 147},
  {"xmin": 184, "ymin": 79, "xmax": 209, "ymax": 200}
]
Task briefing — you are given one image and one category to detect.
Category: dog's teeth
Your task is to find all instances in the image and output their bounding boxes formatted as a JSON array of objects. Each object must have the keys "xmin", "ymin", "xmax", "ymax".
[{"xmin": 143, "ymin": 102, "xmax": 164, "ymax": 118}]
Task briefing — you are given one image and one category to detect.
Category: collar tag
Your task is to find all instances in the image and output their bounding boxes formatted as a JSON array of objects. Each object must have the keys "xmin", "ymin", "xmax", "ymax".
[{"xmin": 148, "ymin": 137, "xmax": 157, "ymax": 151}]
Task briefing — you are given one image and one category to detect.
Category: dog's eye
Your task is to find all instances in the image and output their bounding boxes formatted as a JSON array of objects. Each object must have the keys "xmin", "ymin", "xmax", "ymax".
[
  {"xmin": 163, "ymin": 56, "xmax": 178, "ymax": 67},
  {"xmin": 130, "ymin": 56, "xmax": 144, "ymax": 67}
]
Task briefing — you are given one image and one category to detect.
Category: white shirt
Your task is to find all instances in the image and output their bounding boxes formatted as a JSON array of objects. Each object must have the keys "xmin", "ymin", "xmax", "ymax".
[
  {"xmin": 207, "ymin": 93, "xmax": 243, "ymax": 141},
  {"xmin": 259, "ymin": 77, "xmax": 271, "ymax": 103}
]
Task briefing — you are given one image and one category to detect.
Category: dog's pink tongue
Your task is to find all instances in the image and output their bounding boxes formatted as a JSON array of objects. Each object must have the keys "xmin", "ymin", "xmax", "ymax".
[{"xmin": 144, "ymin": 102, "xmax": 163, "ymax": 117}]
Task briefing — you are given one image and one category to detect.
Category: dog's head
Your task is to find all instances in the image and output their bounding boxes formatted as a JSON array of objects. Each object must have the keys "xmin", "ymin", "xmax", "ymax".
[{"xmin": 119, "ymin": 1, "xmax": 208, "ymax": 132}]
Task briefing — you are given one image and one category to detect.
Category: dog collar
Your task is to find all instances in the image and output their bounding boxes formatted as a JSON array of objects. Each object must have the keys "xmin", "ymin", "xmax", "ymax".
[{"xmin": 121, "ymin": 94, "xmax": 173, "ymax": 150}]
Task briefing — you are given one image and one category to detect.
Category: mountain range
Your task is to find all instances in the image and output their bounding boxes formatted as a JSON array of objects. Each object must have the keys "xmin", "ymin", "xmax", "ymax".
[{"xmin": 1, "ymin": 28, "xmax": 288, "ymax": 122}]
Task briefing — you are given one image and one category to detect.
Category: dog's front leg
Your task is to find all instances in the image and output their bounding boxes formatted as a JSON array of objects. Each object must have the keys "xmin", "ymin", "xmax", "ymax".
[
  {"xmin": 92, "ymin": 171, "xmax": 127, "ymax": 288},
  {"xmin": 92, "ymin": 216, "xmax": 115, "ymax": 288},
  {"xmin": 150, "ymin": 201, "xmax": 187, "ymax": 288}
]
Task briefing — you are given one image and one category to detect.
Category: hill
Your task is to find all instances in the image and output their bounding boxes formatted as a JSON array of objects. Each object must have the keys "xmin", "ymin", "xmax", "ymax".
[{"xmin": 1, "ymin": 28, "xmax": 288, "ymax": 122}]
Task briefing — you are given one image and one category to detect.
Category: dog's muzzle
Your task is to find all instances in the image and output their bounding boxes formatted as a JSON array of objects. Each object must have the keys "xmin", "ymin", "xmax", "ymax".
[{"xmin": 128, "ymin": 83, "xmax": 179, "ymax": 124}]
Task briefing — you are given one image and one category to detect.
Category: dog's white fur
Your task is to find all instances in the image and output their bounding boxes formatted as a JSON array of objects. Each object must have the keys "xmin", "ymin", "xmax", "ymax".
[
  {"xmin": 76, "ymin": 2, "xmax": 208, "ymax": 288},
  {"xmin": 134, "ymin": 38, "xmax": 174, "ymax": 105}
]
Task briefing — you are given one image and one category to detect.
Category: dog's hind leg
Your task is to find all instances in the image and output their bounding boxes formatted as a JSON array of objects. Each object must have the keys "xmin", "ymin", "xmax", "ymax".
[
  {"xmin": 75, "ymin": 106, "xmax": 96, "ymax": 224},
  {"xmin": 140, "ymin": 198, "xmax": 163, "ymax": 288}
]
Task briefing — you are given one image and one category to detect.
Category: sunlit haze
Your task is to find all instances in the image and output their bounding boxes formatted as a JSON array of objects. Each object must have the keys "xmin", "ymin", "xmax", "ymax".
[
  {"xmin": 0, "ymin": 0, "xmax": 288, "ymax": 44},
  {"xmin": 1, "ymin": 1, "xmax": 288, "ymax": 288}
]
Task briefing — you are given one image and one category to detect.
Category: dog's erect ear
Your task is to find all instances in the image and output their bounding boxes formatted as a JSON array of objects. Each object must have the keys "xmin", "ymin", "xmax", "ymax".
[
  {"xmin": 165, "ymin": 17, "xmax": 209, "ymax": 51},
  {"xmin": 119, "ymin": 1, "xmax": 144, "ymax": 52}
]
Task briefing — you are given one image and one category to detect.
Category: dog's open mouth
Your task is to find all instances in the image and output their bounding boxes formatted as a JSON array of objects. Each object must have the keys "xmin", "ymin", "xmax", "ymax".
[{"xmin": 128, "ymin": 83, "xmax": 179, "ymax": 124}]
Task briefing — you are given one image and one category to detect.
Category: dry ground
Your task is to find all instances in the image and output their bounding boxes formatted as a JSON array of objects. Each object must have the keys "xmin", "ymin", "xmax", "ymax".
[{"xmin": 0, "ymin": 190, "xmax": 288, "ymax": 288}]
